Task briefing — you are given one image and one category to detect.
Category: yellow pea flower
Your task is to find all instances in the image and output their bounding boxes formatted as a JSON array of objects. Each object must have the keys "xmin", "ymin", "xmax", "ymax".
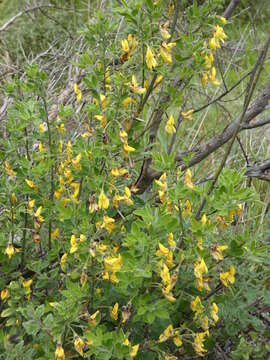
[
  {"xmin": 70, "ymin": 235, "xmax": 78, "ymax": 254},
  {"xmin": 94, "ymin": 114, "xmax": 107, "ymax": 128},
  {"xmin": 201, "ymin": 73, "xmax": 208, "ymax": 87},
  {"xmin": 220, "ymin": 265, "xmax": 235, "ymax": 287},
  {"xmin": 190, "ymin": 296, "xmax": 204, "ymax": 318},
  {"xmin": 146, "ymin": 46, "xmax": 157, "ymax": 70},
  {"xmin": 74, "ymin": 83, "xmax": 82, "ymax": 102},
  {"xmin": 88, "ymin": 310, "xmax": 100, "ymax": 327},
  {"xmin": 159, "ymin": 21, "xmax": 171, "ymax": 40},
  {"xmin": 98, "ymin": 190, "xmax": 109, "ymax": 210},
  {"xmin": 130, "ymin": 344, "xmax": 140, "ymax": 358},
  {"xmin": 5, "ymin": 244, "xmax": 15, "ymax": 259},
  {"xmin": 130, "ymin": 75, "xmax": 146, "ymax": 95},
  {"xmin": 25, "ymin": 179, "xmax": 36, "ymax": 189},
  {"xmin": 193, "ymin": 332, "xmax": 207, "ymax": 356},
  {"xmin": 159, "ymin": 324, "xmax": 174, "ymax": 343},
  {"xmin": 184, "ymin": 169, "xmax": 194, "ymax": 189},
  {"xmin": 209, "ymin": 67, "xmax": 220, "ymax": 86},
  {"xmin": 1, "ymin": 289, "xmax": 9, "ymax": 301},
  {"xmin": 60, "ymin": 253, "xmax": 67, "ymax": 271},
  {"xmin": 110, "ymin": 302, "xmax": 119, "ymax": 321},
  {"xmin": 74, "ymin": 336, "xmax": 84, "ymax": 356},
  {"xmin": 181, "ymin": 109, "xmax": 194, "ymax": 120},
  {"xmin": 123, "ymin": 141, "xmax": 136, "ymax": 158},
  {"xmin": 122, "ymin": 97, "xmax": 136, "ymax": 109},
  {"xmin": 165, "ymin": 115, "xmax": 176, "ymax": 134},
  {"xmin": 211, "ymin": 302, "xmax": 219, "ymax": 323},
  {"xmin": 5, "ymin": 161, "xmax": 17, "ymax": 177},
  {"xmin": 201, "ymin": 214, "xmax": 207, "ymax": 225},
  {"xmin": 55, "ymin": 344, "xmax": 65, "ymax": 360}
]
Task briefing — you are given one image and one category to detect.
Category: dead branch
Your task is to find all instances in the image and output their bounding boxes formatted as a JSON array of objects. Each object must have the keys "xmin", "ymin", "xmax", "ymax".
[
  {"xmin": 223, "ymin": 0, "xmax": 241, "ymax": 19},
  {"xmin": 0, "ymin": 5, "xmax": 72, "ymax": 33}
]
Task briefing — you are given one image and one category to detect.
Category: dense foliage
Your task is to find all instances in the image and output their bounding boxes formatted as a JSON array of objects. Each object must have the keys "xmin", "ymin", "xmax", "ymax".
[{"xmin": 0, "ymin": 1, "xmax": 270, "ymax": 359}]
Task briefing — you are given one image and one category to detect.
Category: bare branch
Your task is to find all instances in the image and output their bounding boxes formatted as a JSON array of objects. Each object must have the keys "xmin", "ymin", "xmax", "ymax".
[
  {"xmin": 0, "ymin": 5, "xmax": 71, "ymax": 33},
  {"xmin": 223, "ymin": 0, "xmax": 241, "ymax": 19}
]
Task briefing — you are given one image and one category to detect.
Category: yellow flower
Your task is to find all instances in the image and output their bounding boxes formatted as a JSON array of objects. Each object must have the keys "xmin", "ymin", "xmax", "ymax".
[
  {"xmin": 165, "ymin": 115, "xmax": 176, "ymax": 134},
  {"xmin": 34, "ymin": 206, "xmax": 44, "ymax": 223},
  {"xmin": 60, "ymin": 253, "xmax": 67, "ymax": 271},
  {"xmin": 23, "ymin": 278, "xmax": 33, "ymax": 300},
  {"xmin": 5, "ymin": 244, "xmax": 15, "ymax": 259},
  {"xmin": 55, "ymin": 344, "xmax": 65, "ymax": 360},
  {"xmin": 100, "ymin": 94, "xmax": 108, "ymax": 109},
  {"xmin": 155, "ymin": 172, "xmax": 167, "ymax": 191},
  {"xmin": 23, "ymin": 279, "xmax": 33, "ymax": 289},
  {"xmin": 182, "ymin": 199, "xmax": 192, "ymax": 217},
  {"xmin": 158, "ymin": 324, "xmax": 174, "ymax": 342},
  {"xmin": 159, "ymin": 21, "xmax": 171, "ymax": 39},
  {"xmin": 130, "ymin": 344, "xmax": 140, "ymax": 358},
  {"xmin": 100, "ymin": 215, "xmax": 116, "ymax": 234},
  {"xmin": 154, "ymin": 74, "xmax": 163, "ymax": 88},
  {"xmin": 123, "ymin": 338, "xmax": 130, "ymax": 346},
  {"xmin": 211, "ymin": 302, "xmax": 219, "ymax": 323},
  {"xmin": 173, "ymin": 333, "xmax": 182, "ymax": 347},
  {"xmin": 181, "ymin": 109, "xmax": 194, "ymax": 120},
  {"xmin": 214, "ymin": 25, "xmax": 227, "ymax": 44},
  {"xmin": 196, "ymin": 277, "xmax": 211, "ymax": 292},
  {"xmin": 74, "ymin": 83, "xmax": 82, "ymax": 102},
  {"xmin": 5, "ymin": 161, "xmax": 17, "ymax": 177},
  {"xmin": 209, "ymin": 66, "xmax": 220, "ymax": 86},
  {"xmin": 211, "ymin": 244, "xmax": 228, "ymax": 261},
  {"xmin": 98, "ymin": 190, "xmax": 109, "ymax": 210},
  {"xmin": 52, "ymin": 228, "xmax": 59, "ymax": 240},
  {"xmin": 194, "ymin": 258, "xmax": 208, "ymax": 279},
  {"xmin": 201, "ymin": 214, "xmax": 207, "ymax": 225},
  {"xmin": 25, "ymin": 179, "xmax": 36, "ymax": 189},
  {"xmin": 220, "ymin": 265, "xmax": 235, "ymax": 287},
  {"xmin": 127, "ymin": 34, "xmax": 138, "ymax": 52},
  {"xmin": 160, "ymin": 42, "xmax": 176, "ymax": 64},
  {"xmin": 38, "ymin": 142, "xmax": 45, "ymax": 153},
  {"xmin": 193, "ymin": 332, "xmax": 207, "ymax": 356},
  {"xmin": 201, "ymin": 73, "xmax": 208, "ymax": 87},
  {"xmin": 121, "ymin": 39, "xmax": 130, "ymax": 54},
  {"xmin": 160, "ymin": 263, "xmax": 171, "ymax": 287},
  {"xmin": 217, "ymin": 15, "xmax": 227, "ymax": 25},
  {"xmin": 72, "ymin": 153, "xmax": 82, "ymax": 171},
  {"xmin": 70, "ymin": 235, "xmax": 78, "ymax": 254},
  {"xmin": 94, "ymin": 114, "xmax": 107, "ymax": 128},
  {"xmin": 1, "ymin": 289, "xmax": 9, "ymax": 301},
  {"xmin": 110, "ymin": 302, "xmax": 119, "ymax": 321},
  {"xmin": 122, "ymin": 97, "xmax": 136, "ymax": 109},
  {"xmin": 184, "ymin": 169, "xmax": 194, "ymax": 189},
  {"xmin": 190, "ymin": 296, "xmax": 204, "ymax": 318},
  {"xmin": 204, "ymin": 52, "xmax": 214, "ymax": 69},
  {"xmin": 130, "ymin": 75, "xmax": 146, "ymax": 95},
  {"xmin": 111, "ymin": 168, "xmax": 128, "ymax": 177},
  {"xmin": 209, "ymin": 36, "xmax": 220, "ymax": 51},
  {"xmin": 156, "ymin": 243, "xmax": 170, "ymax": 257},
  {"xmin": 104, "ymin": 254, "xmax": 123, "ymax": 273},
  {"xmin": 123, "ymin": 141, "xmax": 136, "ymax": 158},
  {"xmin": 168, "ymin": 233, "xmax": 176, "ymax": 248},
  {"xmin": 146, "ymin": 46, "xmax": 157, "ymax": 70},
  {"xmin": 74, "ymin": 336, "xmax": 84, "ymax": 356},
  {"xmin": 201, "ymin": 315, "xmax": 209, "ymax": 331},
  {"xmin": 88, "ymin": 310, "xmax": 100, "ymax": 327}
]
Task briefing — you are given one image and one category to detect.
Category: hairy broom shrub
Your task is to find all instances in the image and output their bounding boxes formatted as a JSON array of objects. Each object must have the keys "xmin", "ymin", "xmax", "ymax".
[{"xmin": 1, "ymin": 1, "xmax": 270, "ymax": 359}]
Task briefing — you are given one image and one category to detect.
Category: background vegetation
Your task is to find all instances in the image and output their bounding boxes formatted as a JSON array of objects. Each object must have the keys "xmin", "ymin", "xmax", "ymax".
[{"xmin": 0, "ymin": 0, "xmax": 270, "ymax": 359}]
